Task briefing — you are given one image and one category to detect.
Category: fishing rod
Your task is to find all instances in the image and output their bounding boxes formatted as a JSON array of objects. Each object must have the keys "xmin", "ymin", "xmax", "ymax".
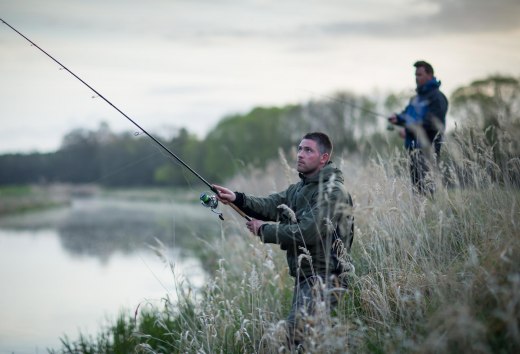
[
  {"xmin": 304, "ymin": 90, "xmax": 398, "ymax": 130},
  {"xmin": 313, "ymin": 92, "xmax": 387, "ymax": 118},
  {"xmin": 1, "ymin": 18, "xmax": 251, "ymax": 222}
]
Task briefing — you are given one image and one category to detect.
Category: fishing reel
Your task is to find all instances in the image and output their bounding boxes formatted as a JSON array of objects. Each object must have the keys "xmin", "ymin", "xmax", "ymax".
[{"xmin": 200, "ymin": 192, "xmax": 224, "ymax": 220}]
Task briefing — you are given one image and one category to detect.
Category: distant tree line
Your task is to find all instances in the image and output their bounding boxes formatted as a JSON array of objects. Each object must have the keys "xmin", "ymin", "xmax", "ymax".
[
  {"xmin": 0, "ymin": 92, "xmax": 398, "ymax": 187},
  {"xmin": 1, "ymin": 76, "xmax": 518, "ymax": 187}
]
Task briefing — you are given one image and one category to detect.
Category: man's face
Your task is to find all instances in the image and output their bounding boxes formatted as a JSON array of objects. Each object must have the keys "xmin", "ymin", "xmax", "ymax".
[
  {"xmin": 296, "ymin": 139, "xmax": 328, "ymax": 176},
  {"xmin": 415, "ymin": 66, "xmax": 433, "ymax": 87}
]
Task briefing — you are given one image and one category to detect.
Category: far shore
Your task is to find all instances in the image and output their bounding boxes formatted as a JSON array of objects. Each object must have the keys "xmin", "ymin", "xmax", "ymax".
[{"xmin": 0, "ymin": 184, "xmax": 199, "ymax": 216}]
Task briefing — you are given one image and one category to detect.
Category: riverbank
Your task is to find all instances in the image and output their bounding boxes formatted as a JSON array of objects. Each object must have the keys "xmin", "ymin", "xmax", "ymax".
[
  {"xmin": 0, "ymin": 184, "xmax": 77, "ymax": 215},
  {"xmin": 49, "ymin": 157, "xmax": 520, "ymax": 353},
  {"xmin": 0, "ymin": 184, "xmax": 201, "ymax": 216}
]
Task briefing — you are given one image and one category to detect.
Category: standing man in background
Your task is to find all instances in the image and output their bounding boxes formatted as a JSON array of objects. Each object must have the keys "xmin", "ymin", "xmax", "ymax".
[
  {"xmin": 388, "ymin": 60, "xmax": 449, "ymax": 195},
  {"xmin": 213, "ymin": 132, "xmax": 354, "ymax": 350}
]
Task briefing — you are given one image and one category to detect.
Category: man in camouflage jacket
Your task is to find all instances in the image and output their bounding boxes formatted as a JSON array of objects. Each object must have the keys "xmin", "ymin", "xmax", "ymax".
[{"xmin": 214, "ymin": 132, "xmax": 354, "ymax": 347}]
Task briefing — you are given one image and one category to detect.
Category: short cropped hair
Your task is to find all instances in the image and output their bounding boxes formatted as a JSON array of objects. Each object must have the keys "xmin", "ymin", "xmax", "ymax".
[
  {"xmin": 302, "ymin": 132, "xmax": 333, "ymax": 156},
  {"xmin": 414, "ymin": 60, "xmax": 434, "ymax": 75}
]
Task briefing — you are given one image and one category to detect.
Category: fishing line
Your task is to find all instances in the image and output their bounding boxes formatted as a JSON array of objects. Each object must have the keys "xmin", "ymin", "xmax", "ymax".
[
  {"xmin": 301, "ymin": 89, "xmax": 403, "ymax": 132},
  {"xmin": 302, "ymin": 89, "xmax": 388, "ymax": 119},
  {"xmin": 1, "ymin": 18, "xmax": 252, "ymax": 221},
  {"xmin": 88, "ymin": 150, "xmax": 163, "ymax": 185}
]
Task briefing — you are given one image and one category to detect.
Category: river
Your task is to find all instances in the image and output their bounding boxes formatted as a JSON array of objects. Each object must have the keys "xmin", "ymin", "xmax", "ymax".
[{"xmin": 0, "ymin": 196, "xmax": 219, "ymax": 353}]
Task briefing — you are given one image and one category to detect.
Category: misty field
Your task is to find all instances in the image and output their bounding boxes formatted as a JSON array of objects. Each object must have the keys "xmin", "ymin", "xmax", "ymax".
[{"xmin": 52, "ymin": 130, "xmax": 519, "ymax": 354}]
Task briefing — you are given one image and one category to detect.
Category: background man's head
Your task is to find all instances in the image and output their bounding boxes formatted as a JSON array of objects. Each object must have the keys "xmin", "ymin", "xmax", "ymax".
[{"xmin": 414, "ymin": 60, "xmax": 434, "ymax": 87}]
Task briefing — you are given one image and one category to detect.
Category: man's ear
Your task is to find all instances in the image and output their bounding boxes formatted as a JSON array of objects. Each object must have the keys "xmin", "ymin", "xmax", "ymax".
[{"xmin": 320, "ymin": 153, "xmax": 330, "ymax": 164}]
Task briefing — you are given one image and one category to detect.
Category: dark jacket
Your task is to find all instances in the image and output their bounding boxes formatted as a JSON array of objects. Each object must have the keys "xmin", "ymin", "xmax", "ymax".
[
  {"xmin": 234, "ymin": 161, "xmax": 354, "ymax": 279},
  {"xmin": 396, "ymin": 78, "xmax": 449, "ymax": 153}
]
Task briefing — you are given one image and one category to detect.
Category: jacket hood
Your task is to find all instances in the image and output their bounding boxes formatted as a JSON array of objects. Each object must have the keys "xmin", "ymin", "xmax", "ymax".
[
  {"xmin": 299, "ymin": 161, "xmax": 344, "ymax": 185},
  {"xmin": 417, "ymin": 77, "xmax": 441, "ymax": 94}
]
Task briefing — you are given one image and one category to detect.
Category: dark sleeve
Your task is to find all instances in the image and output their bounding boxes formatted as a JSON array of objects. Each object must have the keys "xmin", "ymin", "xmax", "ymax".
[
  {"xmin": 233, "ymin": 190, "xmax": 287, "ymax": 222},
  {"xmin": 424, "ymin": 91, "xmax": 448, "ymax": 141},
  {"xmin": 260, "ymin": 183, "xmax": 352, "ymax": 248},
  {"xmin": 395, "ymin": 98, "xmax": 414, "ymax": 126},
  {"xmin": 395, "ymin": 113, "xmax": 407, "ymax": 126}
]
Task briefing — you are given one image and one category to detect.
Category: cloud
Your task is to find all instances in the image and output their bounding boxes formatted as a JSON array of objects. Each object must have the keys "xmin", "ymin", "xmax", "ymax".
[
  {"xmin": 148, "ymin": 84, "xmax": 219, "ymax": 96},
  {"xmin": 320, "ymin": 0, "xmax": 520, "ymax": 37},
  {"xmin": 2, "ymin": 0, "xmax": 520, "ymax": 154},
  {"xmin": 431, "ymin": 0, "xmax": 520, "ymax": 32}
]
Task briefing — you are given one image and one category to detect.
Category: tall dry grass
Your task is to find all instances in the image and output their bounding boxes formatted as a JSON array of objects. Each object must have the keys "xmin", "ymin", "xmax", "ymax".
[
  {"xmin": 136, "ymin": 129, "xmax": 518, "ymax": 353},
  {"xmin": 55, "ymin": 129, "xmax": 519, "ymax": 353}
]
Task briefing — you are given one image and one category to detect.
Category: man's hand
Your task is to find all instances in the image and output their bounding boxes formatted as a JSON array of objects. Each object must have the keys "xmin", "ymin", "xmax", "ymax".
[
  {"xmin": 246, "ymin": 219, "xmax": 264, "ymax": 236},
  {"xmin": 212, "ymin": 184, "xmax": 236, "ymax": 204},
  {"xmin": 388, "ymin": 114, "xmax": 398, "ymax": 125}
]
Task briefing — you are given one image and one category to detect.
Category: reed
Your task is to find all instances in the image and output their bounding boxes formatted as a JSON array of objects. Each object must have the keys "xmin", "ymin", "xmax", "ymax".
[{"xmin": 53, "ymin": 129, "xmax": 520, "ymax": 353}]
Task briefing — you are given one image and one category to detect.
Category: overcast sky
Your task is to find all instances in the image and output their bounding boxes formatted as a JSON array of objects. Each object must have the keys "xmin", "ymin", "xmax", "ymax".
[{"xmin": 1, "ymin": 0, "xmax": 519, "ymax": 154}]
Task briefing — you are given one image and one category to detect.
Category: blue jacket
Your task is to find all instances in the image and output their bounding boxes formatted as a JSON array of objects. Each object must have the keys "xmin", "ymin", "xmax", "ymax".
[{"xmin": 396, "ymin": 78, "xmax": 448, "ymax": 152}]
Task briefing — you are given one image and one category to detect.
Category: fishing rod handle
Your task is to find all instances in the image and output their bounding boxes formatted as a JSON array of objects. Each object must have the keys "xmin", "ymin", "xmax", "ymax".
[{"xmin": 228, "ymin": 202, "xmax": 252, "ymax": 221}]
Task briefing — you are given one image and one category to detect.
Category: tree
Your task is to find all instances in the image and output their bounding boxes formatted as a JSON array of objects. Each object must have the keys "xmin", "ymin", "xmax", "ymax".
[
  {"xmin": 448, "ymin": 75, "xmax": 520, "ymax": 187},
  {"xmin": 283, "ymin": 91, "xmax": 394, "ymax": 153},
  {"xmin": 56, "ymin": 128, "xmax": 100, "ymax": 183},
  {"xmin": 154, "ymin": 128, "xmax": 203, "ymax": 186},
  {"xmin": 203, "ymin": 106, "xmax": 293, "ymax": 182},
  {"xmin": 451, "ymin": 75, "xmax": 520, "ymax": 131}
]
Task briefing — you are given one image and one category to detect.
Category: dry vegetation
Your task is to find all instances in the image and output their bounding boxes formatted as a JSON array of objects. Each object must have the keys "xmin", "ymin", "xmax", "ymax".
[{"xmin": 55, "ymin": 130, "xmax": 520, "ymax": 353}]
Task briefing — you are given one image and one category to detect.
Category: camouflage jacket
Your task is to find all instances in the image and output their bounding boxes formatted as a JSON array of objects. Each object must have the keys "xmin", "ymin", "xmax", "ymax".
[{"xmin": 234, "ymin": 161, "xmax": 354, "ymax": 279}]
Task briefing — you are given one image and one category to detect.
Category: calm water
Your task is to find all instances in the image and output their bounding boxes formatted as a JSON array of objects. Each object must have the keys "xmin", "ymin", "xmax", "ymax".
[{"xmin": 0, "ymin": 197, "xmax": 219, "ymax": 353}]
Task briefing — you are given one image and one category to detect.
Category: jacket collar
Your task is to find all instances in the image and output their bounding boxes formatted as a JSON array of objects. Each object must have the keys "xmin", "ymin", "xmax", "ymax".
[
  {"xmin": 417, "ymin": 77, "xmax": 441, "ymax": 94},
  {"xmin": 298, "ymin": 161, "xmax": 343, "ymax": 184}
]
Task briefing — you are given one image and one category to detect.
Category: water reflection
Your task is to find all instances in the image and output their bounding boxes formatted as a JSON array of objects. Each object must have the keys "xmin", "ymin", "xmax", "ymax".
[
  {"xmin": 59, "ymin": 198, "xmax": 221, "ymax": 263},
  {"xmin": 0, "ymin": 196, "xmax": 219, "ymax": 353},
  {"xmin": 0, "ymin": 197, "xmax": 221, "ymax": 263}
]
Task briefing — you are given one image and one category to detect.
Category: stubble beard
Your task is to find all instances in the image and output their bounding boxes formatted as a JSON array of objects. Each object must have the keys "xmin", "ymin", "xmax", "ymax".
[{"xmin": 297, "ymin": 161, "xmax": 319, "ymax": 176}]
